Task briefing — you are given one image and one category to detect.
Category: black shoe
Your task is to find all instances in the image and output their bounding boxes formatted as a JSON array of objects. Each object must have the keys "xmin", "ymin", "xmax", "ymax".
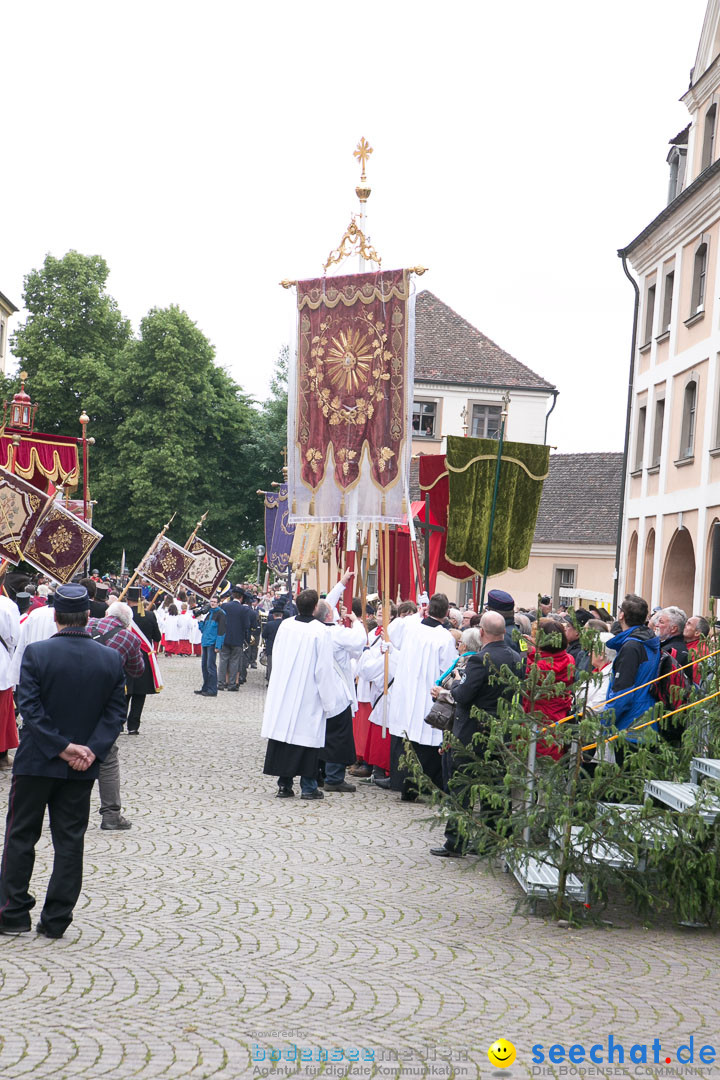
[
  {"xmin": 193, "ymin": 689, "xmax": 206, "ymax": 695},
  {"xmin": 126, "ymin": 729, "xmax": 140, "ymax": 735},
  {"xmin": 276, "ymin": 788, "xmax": 295, "ymax": 798},
  {"xmin": 250, "ymin": 663, "xmax": 257, "ymax": 669},
  {"xmin": 300, "ymin": 789, "xmax": 324, "ymax": 800},
  {"xmin": 36, "ymin": 921, "xmax": 64, "ymax": 939},
  {"xmin": 324, "ymin": 781, "xmax": 356, "ymax": 792},
  {"xmin": 101, "ymin": 815, "xmax": 132, "ymax": 830},
  {"xmin": 430, "ymin": 846, "xmax": 465, "ymax": 858},
  {"xmin": 400, "ymin": 794, "xmax": 418, "ymax": 803},
  {"xmin": 201, "ymin": 692, "xmax": 217, "ymax": 697},
  {"xmin": 372, "ymin": 777, "xmax": 391, "ymax": 789},
  {"xmin": 227, "ymin": 686, "xmax": 239, "ymax": 692},
  {"xmin": 0, "ymin": 922, "xmax": 31, "ymax": 936}
]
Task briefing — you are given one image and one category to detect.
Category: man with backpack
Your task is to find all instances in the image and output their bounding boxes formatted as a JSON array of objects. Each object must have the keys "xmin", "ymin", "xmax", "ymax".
[{"xmin": 601, "ymin": 594, "xmax": 661, "ymax": 760}]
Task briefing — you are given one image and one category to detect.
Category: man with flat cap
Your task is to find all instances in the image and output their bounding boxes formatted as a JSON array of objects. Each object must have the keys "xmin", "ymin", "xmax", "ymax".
[
  {"xmin": 0, "ymin": 584, "xmax": 126, "ymax": 938},
  {"xmin": 486, "ymin": 589, "xmax": 522, "ymax": 659}
]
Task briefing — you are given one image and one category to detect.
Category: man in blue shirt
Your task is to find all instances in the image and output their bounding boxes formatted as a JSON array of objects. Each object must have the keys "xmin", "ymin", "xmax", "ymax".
[{"xmin": 195, "ymin": 596, "xmax": 226, "ymax": 697}]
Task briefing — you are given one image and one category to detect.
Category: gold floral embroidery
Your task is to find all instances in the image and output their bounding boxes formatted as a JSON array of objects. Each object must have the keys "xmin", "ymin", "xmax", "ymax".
[{"xmin": 376, "ymin": 447, "xmax": 395, "ymax": 473}]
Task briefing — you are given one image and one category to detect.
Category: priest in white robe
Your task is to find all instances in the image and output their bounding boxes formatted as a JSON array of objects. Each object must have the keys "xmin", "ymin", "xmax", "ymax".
[
  {"xmin": 262, "ymin": 589, "xmax": 336, "ymax": 800},
  {"xmin": 387, "ymin": 593, "xmax": 458, "ymax": 801}
]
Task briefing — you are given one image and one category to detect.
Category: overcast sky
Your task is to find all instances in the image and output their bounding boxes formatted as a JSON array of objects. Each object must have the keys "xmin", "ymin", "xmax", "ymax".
[{"xmin": 1, "ymin": 0, "xmax": 709, "ymax": 453}]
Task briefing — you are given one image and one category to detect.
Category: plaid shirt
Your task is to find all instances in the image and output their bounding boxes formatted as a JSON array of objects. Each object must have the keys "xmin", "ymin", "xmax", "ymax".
[{"xmin": 87, "ymin": 616, "xmax": 145, "ymax": 679}]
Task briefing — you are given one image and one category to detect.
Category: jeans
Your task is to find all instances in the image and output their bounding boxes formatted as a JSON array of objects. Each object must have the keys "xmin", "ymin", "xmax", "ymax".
[
  {"xmin": 278, "ymin": 775, "xmax": 318, "ymax": 795},
  {"xmin": 0, "ymin": 774, "xmax": 94, "ymax": 934},
  {"xmin": 201, "ymin": 646, "xmax": 218, "ymax": 694},
  {"xmin": 97, "ymin": 741, "xmax": 121, "ymax": 820},
  {"xmin": 218, "ymin": 644, "xmax": 244, "ymax": 687},
  {"xmin": 324, "ymin": 762, "xmax": 346, "ymax": 784}
]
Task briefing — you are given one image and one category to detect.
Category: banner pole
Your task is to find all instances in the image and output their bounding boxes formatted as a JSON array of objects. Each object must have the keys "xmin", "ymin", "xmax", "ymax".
[{"xmin": 479, "ymin": 394, "xmax": 510, "ymax": 611}]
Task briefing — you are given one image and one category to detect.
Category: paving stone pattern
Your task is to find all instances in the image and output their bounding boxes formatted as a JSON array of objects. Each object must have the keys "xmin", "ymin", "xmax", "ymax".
[{"xmin": 0, "ymin": 658, "xmax": 717, "ymax": 1080}]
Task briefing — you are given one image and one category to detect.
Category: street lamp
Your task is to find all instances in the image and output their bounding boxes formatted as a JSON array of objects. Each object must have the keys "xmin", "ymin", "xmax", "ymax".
[{"xmin": 256, "ymin": 544, "xmax": 265, "ymax": 585}]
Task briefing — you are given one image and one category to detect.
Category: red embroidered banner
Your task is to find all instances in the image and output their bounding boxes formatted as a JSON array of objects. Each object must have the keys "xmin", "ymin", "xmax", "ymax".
[
  {"xmin": 23, "ymin": 502, "xmax": 102, "ymax": 584},
  {"xmin": 0, "ymin": 467, "xmax": 53, "ymax": 565},
  {"xmin": 139, "ymin": 536, "xmax": 196, "ymax": 595},
  {"xmin": 289, "ymin": 269, "xmax": 413, "ymax": 524},
  {"xmin": 182, "ymin": 537, "xmax": 234, "ymax": 599}
]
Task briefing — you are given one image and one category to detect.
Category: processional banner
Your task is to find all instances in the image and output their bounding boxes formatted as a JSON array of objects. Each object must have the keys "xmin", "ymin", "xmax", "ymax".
[
  {"xmin": 0, "ymin": 467, "xmax": 53, "ymax": 566},
  {"xmin": 445, "ymin": 435, "xmax": 550, "ymax": 577},
  {"xmin": 182, "ymin": 537, "xmax": 234, "ymax": 600},
  {"xmin": 288, "ymin": 269, "xmax": 414, "ymax": 524},
  {"xmin": 23, "ymin": 501, "xmax": 103, "ymax": 584},
  {"xmin": 263, "ymin": 483, "xmax": 295, "ymax": 574},
  {"xmin": 138, "ymin": 536, "xmax": 196, "ymax": 595}
]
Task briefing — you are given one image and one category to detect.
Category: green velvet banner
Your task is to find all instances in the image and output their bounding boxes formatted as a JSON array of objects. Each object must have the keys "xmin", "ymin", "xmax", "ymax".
[{"xmin": 445, "ymin": 435, "xmax": 550, "ymax": 577}]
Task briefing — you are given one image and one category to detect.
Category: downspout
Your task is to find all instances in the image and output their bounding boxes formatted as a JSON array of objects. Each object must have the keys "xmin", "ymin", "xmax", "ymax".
[
  {"xmin": 543, "ymin": 389, "xmax": 559, "ymax": 444},
  {"xmin": 613, "ymin": 250, "xmax": 641, "ymax": 613}
]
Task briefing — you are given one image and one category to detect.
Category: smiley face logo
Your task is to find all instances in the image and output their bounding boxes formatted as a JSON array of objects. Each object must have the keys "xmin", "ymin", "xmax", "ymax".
[{"xmin": 488, "ymin": 1039, "xmax": 516, "ymax": 1068}]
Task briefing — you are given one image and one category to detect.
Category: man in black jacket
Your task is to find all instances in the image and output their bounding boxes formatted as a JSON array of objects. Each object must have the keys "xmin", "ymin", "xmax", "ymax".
[
  {"xmin": 657, "ymin": 606, "xmax": 689, "ymax": 666},
  {"xmin": 218, "ymin": 588, "xmax": 251, "ymax": 690},
  {"xmin": 430, "ymin": 611, "xmax": 522, "ymax": 858},
  {"xmin": 0, "ymin": 584, "xmax": 126, "ymax": 938},
  {"xmin": 261, "ymin": 601, "xmax": 286, "ymax": 684}
]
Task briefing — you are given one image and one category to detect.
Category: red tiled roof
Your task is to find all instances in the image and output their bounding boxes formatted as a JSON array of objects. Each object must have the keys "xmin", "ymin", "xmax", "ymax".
[{"xmin": 414, "ymin": 291, "xmax": 555, "ymax": 391}]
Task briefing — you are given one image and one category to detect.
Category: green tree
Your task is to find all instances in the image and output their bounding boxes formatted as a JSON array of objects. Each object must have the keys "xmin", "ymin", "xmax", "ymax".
[
  {"xmin": 99, "ymin": 305, "xmax": 255, "ymax": 565},
  {"xmin": 10, "ymin": 251, "xmax": 131, "ymax": 435}
]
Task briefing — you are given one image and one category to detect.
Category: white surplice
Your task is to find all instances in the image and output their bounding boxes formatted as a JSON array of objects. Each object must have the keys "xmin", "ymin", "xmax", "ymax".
[
  {"xmin": 0, "ymin": 596, "xmax": 20, "ymax": 693},
  {"xmin": 387, "ymin": 618, "xmax": 458, "ymax": 746},
  {"xmin": 324, "ymin": 619, "xmax": 366, "ymax": 717},
  {"xmin": 262, "ymin": 616, "xmax": 336, "ymax": 748},
  {"xmin": 10, "ymin": 604, "xmax": 55, "ymax": 688}
]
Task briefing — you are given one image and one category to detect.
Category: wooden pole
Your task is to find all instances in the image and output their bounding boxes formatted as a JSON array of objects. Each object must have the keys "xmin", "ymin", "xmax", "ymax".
[
  {"xmin": 382, "ymin": 522, "xmax": 391, "ymax": 737},
  {"xmin": 118, "ymin": 511, "xmax": 177, "ymax": 602}
]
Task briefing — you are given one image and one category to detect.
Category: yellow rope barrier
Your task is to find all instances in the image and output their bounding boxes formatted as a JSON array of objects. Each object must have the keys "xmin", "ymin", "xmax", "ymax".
[
  {"xmin": 581, "ymin": 687, "xmax": 720, "ymax": 752},
  {"xmin": 535, "ymin": 643, "xmax": 719, "ymax": 735}
]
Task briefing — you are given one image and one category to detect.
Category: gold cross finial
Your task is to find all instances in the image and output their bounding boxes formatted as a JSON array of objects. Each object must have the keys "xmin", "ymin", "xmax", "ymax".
[{"xmin": 353, "ymin": 137, "xmax": 373, "ymax": 181}]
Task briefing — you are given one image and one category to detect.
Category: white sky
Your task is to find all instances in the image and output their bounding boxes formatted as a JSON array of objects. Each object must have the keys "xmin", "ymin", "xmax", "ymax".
[{"xmin": 0, "ymin": 0, "xmax": 709, "ymax": 452}]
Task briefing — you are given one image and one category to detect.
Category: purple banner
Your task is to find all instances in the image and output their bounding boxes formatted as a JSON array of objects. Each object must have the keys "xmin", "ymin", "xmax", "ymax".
[{"xmin": 263, "ymin": 483, "xmax": 294, "ymax": 575}]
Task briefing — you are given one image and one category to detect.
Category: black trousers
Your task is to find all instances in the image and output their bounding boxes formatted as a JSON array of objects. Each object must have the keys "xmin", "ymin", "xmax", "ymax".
[
  {"xmin": 389, "ymin": 734, "xmax": 443, "ymax": 800},
  {"xmin": 0, "ymin": 775, "xmax": 94, "ymax": 933},
  {"xmin": 127, "ymin": 694, "xmax": 146, "ymax": 732}
]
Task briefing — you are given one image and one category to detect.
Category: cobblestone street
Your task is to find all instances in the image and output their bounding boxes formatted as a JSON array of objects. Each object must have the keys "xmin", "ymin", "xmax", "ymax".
[{"xmin": 0, "ymin": 657, "xmax": 718, "ymax": 1080}]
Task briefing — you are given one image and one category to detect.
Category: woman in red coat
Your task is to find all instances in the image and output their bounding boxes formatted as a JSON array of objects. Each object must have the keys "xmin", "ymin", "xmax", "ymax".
[{"xmin": 523, "ymin": 618, "xmax": 576, "ymax": 760}]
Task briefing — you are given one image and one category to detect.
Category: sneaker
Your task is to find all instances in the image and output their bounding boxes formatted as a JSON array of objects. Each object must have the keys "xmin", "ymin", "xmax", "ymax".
[
  {"xmin": 101, "ymin": 815, "xmax": 132, "ymax": 831},
  {"xmin": 0, "ymin": 922, "xmax": 31, "ymax": 935},
  {"xmin": 324, "ymin": 781, "xmax": 356, "ymax": 792},
  {"xmin": 300, "ymin": 789, "xmax": 324, "ymax": 800}
]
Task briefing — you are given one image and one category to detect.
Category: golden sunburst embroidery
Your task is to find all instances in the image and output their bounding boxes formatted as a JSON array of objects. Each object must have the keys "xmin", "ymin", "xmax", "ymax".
[{"xmin": 325, "ymin": 328, "xmax": 374, "ymax": 393}]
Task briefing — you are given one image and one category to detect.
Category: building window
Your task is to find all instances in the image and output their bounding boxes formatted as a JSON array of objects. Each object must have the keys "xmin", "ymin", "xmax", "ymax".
[
  {"xmin": 667, "ymin": 147, "xmax": 687, "ymax": 203},
  {"xmin": 412, "ymin": 400, "xmax": 437, "ymax": 438},
  {"xmin": 691, "ymin": 242, "xmax": 708, "ymax": 315},
  {"xmin": 644, "ymin": 284, "xmax": 656, "ymax": 344},
  {"xmin": 471, "ymin": 403, "xmax": 501, "ymax": 439},
  {"xmin": 702, "ymin": 104, "xmax": 717, "ymax": 172},
  {"xmin": 553, "ymin": 566, "xmax": 576, "ymax": 607},
  {"xmin": 652, "ymin": 398, "xmax": 665, "ymax": 466},
  {"xmin": 680, "ymin": 379, "xmax": 697, "ymax": 459},
  {"xmin": 634, "ymin": 405, "xmax": 647, "ymax": 471},
  {"xmin": 661, "ymin": 270, "xmax": 674, "ymax": 332}
]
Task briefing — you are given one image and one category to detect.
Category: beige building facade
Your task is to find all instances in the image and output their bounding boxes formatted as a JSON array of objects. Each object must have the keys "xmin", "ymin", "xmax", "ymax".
[{"xmin": 620, "ymin": 0, "xmax": 720, "ymax": 616}]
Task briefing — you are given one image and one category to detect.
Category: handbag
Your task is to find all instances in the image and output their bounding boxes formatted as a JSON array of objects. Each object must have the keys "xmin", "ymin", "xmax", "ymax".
[{"xmin": 424, "ymin": 698, "xmax": 456, "ymax": 731}]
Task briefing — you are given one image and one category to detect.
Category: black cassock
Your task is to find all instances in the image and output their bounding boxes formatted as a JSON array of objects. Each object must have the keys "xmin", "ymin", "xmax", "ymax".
[{"xmin": 321, "ymin": 705, "xmax": 355, "ymax": 765}]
